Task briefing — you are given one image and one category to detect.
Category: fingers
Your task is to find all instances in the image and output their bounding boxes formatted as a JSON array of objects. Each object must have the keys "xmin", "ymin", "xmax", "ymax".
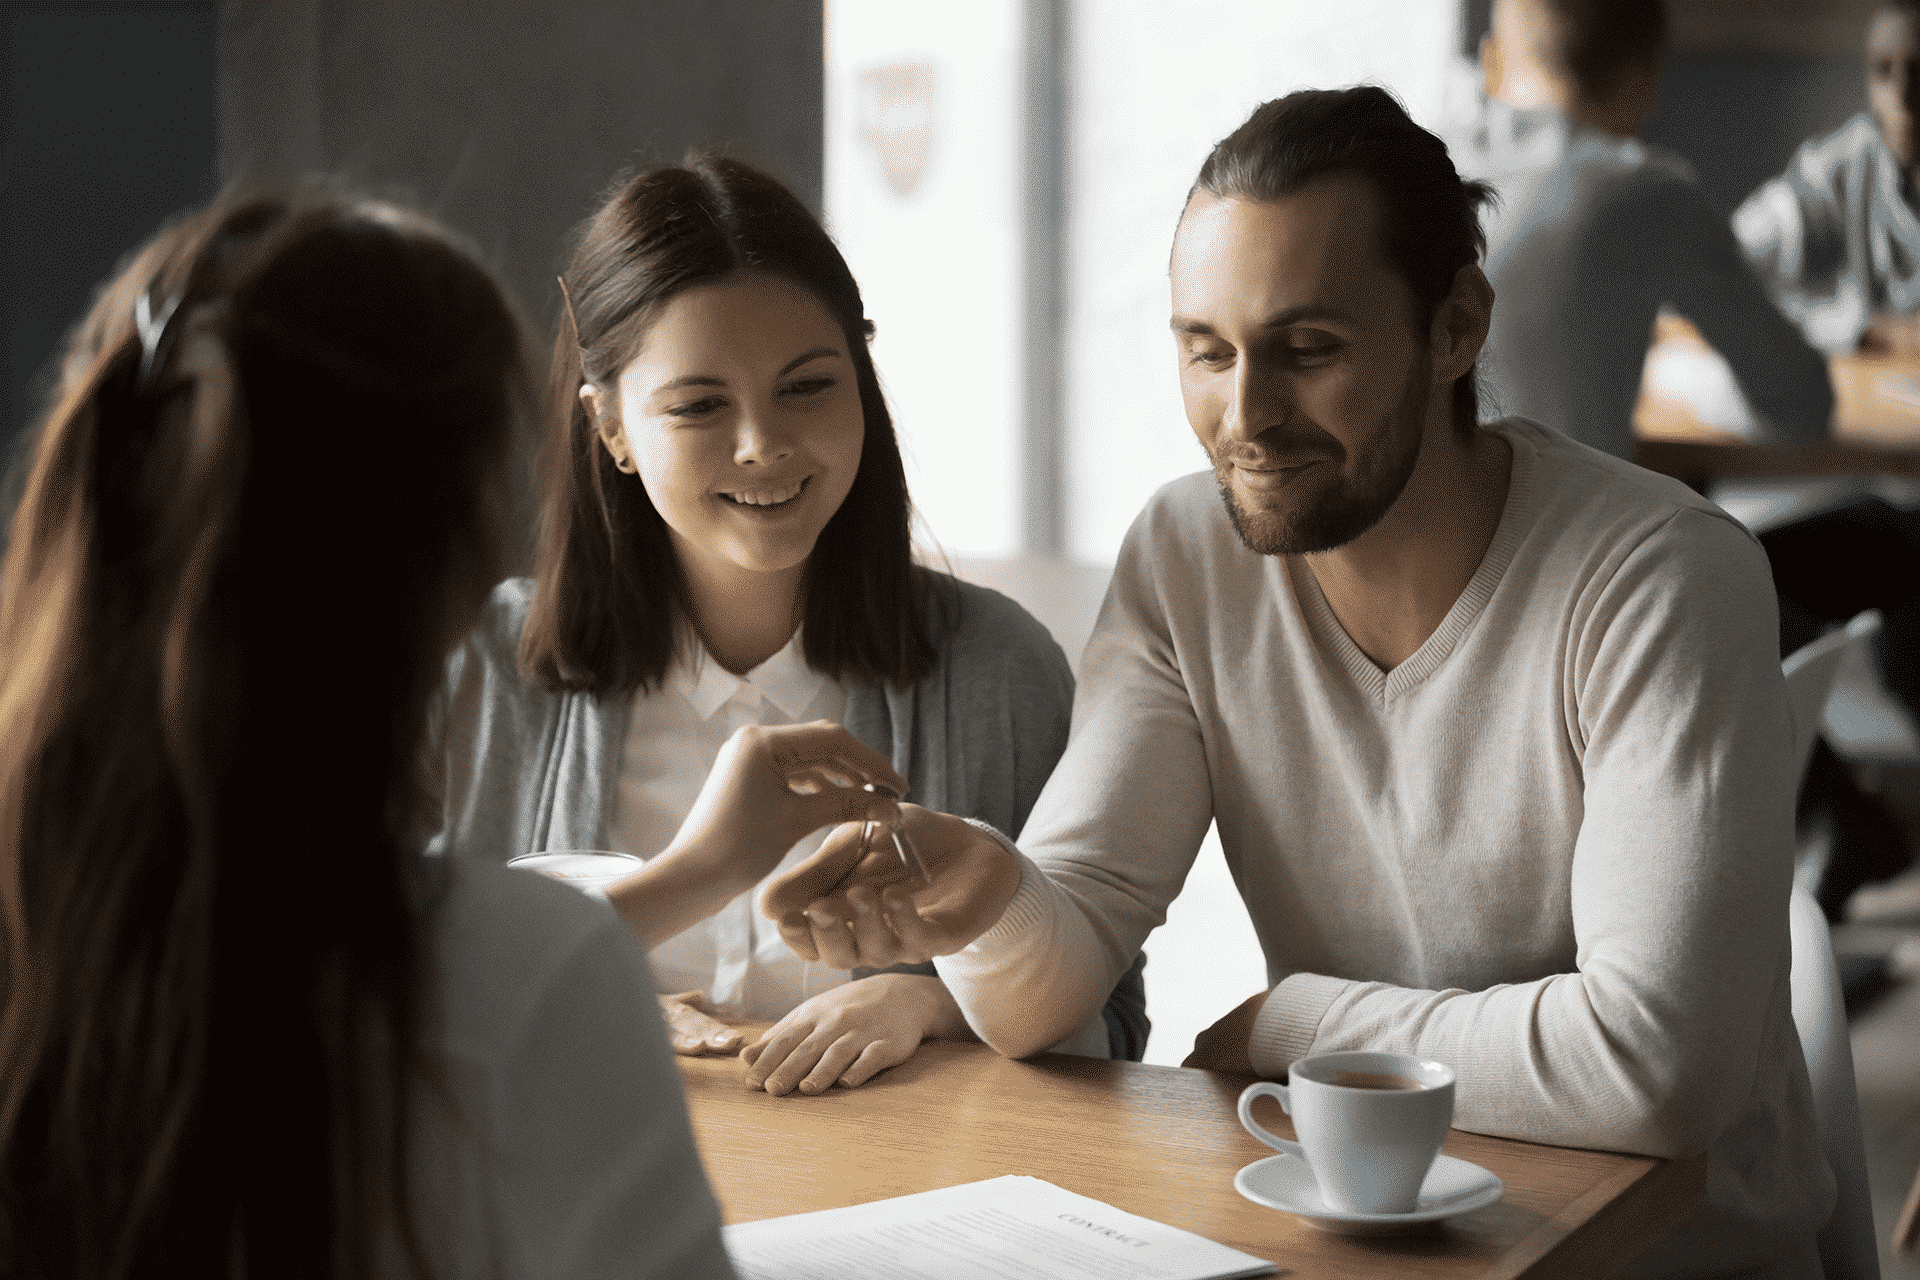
[
  {"xmin": 774, "ymin": 907, "xmax": 822, "ymax": 962},
  {"xmin": 761, "ymin": 1031, "xmax": 867, "ymax": 1096},
  {"xmin": 838, "ymin": 1036, "xmax": 916, "ymax": 1089},
  {"xmin": 745, "ymin": 1025, "xmax": 912, "ymax": 1096},
  {"xmin": 760, "ymin": 821, "xmax": 900, "ymax": 922},
  {"xmin": 658, "ymin": 991, "xmax": 743, "ymax": 1056},
  {"xmin": 845, "ymin": 883, "xmax": 899, "ymax": 961},
  {"xmin": 805, "ymin": 904, "xmax": 863, "ymax": 970},
  {"xmin": 761, "ymin": 721, "xmax": 906, "ymax": 799}
]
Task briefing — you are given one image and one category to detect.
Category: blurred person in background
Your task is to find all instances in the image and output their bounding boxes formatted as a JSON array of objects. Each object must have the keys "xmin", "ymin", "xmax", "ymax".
[
  {"xmin": 1737, "ymin": 0, "xmax": 1920, "ymax": 355},
  {"xmin": 430, "ymin": 155, "xmax": 1147, "ymax": 1097},
  {"xmin": 1460, "ymin": 0, "xmax": 1917, "ymax": 920},
  {"xmin": 0, "ymin": 189, "xmax": 897, "ymax": 1278},
  {"xmin": 1458, "ymin": 0, "xmax": 1832, "ymax": 460}
]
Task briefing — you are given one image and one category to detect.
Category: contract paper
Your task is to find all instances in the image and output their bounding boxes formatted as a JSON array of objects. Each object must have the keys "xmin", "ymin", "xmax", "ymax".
[{"xmin": 724, "ymin": 1175, "xmax": 1276, "ymax": 1280}]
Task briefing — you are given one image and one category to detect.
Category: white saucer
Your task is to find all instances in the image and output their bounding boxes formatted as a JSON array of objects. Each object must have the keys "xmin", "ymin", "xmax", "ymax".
[{"xmin": 1234, "ymin": 1146, "xmax": 1503, "ymax": 1236}]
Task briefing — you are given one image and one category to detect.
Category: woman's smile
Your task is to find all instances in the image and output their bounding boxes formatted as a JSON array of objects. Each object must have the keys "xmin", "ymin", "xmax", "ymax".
[{"xmin": 718, "ymin": 476, "xmax": 809, "ymax": 509}]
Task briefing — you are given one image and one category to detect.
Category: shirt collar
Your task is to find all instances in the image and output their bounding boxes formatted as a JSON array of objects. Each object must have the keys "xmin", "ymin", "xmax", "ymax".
[{"xmin": 667, "ymin": 626, "xmax": 828, "ymax": 721}]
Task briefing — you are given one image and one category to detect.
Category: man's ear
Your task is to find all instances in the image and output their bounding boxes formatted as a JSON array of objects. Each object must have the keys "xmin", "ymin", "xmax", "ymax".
[{"xmin": 1432, "ymin": 264, "xmax": 1494, "ymax": 384}]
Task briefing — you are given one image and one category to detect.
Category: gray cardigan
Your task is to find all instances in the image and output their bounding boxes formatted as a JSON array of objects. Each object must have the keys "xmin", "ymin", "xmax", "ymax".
[{"xmin": 429, "ymin": 573, "xmax": 1148, "ymax": 1059}]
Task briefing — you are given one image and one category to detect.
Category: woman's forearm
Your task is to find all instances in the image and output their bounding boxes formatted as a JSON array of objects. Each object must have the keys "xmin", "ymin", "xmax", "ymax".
[{"xmin": 602, "ymin": 838, "xmax": 758, "ymax": 950}]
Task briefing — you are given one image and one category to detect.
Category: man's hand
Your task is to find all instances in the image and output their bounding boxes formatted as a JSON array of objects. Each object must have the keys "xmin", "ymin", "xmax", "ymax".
[
  {"xmin": 1182, "ymin": 989, "xmax": 1273, "ymax": 1075},
  {"xmin": 759, "ymin": 806, "xmax": 1022, "ymax": 969},
  {"xmin": 738, "ymin": 973, "xmax": 971, "ymax": 1096},
  {"xmin": 658, "ymin": 990, "xmax": 745, "ymax": 1056}
]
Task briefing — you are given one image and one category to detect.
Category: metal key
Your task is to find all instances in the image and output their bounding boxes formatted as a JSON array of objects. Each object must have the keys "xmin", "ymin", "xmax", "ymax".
[{"xmin": 862, "ymin": 782, "xmax": 930, "ymax": 882}]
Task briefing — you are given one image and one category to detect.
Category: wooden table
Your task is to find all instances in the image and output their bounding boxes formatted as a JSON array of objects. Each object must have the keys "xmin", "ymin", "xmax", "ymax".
[
  {"xmin": 680, "ymin": 1035, "xmax": 1706, "ymax": 1280},
  {"xmin": 1633, "ymin": 314, "xmax": 1920, "ymax": 487}
]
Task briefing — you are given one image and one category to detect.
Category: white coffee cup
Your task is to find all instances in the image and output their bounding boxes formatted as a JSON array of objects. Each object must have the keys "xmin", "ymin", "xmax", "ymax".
[
  {"xmin": 1237, "ymin": 1051, "xmax": 1454, "ymax": 1215},
  {"xmin": 506, "ymin": 850, "xmax": 644, "ymax": 896}
]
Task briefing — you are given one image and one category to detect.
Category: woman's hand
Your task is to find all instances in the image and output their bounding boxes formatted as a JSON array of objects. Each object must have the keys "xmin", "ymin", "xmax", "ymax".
[
  {"xmin": 658, "ymin": 990, "xmax": 745, "ymax": 1056},
  {"xmin": 605, "ymin": 721, "xmax": 906, "ymax": 949},
  {"xmin": 675, "ymin": 720, "xmax": 906, "ymax": 883},
  {"xmin": 739, "ymin": 973, "xmax": 971, "ymax": 1095},
  {"xmin": 759, "ymin": 805, "xmax": 1023, "ymax": 968}
]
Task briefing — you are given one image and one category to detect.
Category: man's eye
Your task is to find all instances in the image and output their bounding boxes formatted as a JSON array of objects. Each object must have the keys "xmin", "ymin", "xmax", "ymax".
[{"xmin": 1188, "ymin": 349, "xmax": 1231, "ymax": 368}]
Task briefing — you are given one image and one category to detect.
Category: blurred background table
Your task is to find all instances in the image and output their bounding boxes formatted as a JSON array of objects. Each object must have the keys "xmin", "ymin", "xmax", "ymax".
[
  {"xmin": 680, "ymin": 1031, "xmax": 1704, "ymax": 1280},
  {"xmin": 1634, "ymin": 313, "xmax": 1920, "ymax": 489}
]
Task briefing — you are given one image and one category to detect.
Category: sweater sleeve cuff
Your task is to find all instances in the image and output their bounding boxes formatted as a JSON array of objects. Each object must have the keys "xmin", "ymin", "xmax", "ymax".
[
  {"xmin": 958, "ymin": 818, "xmax": 1051, "ymax": 945},
  {"xmin": 1248, "ymin": 972, "xmax": 1347, "ymax": 1078}
]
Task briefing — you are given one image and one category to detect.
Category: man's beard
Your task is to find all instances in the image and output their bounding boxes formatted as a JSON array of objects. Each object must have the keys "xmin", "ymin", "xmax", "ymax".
[{"xmin": 1213, "ymin": 361, "xmax": 1431, "ymax": 557}]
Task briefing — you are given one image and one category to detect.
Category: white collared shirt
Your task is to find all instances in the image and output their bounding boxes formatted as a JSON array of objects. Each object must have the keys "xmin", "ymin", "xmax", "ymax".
[{"xmin": 604, "ymin": 628, "xmax": 851, "ymax": 1019}]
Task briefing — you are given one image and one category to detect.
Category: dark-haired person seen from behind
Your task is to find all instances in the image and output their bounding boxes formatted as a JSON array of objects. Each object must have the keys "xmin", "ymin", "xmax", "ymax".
[
  {"xmin": 0, "ymin": 193, "xmax": 917, "ymax": 1277},
  {"xmin": 429, "ymin": 155, "xmax": 1148, "ymax": 1095},
  {"xmin": 767, "ymin": 88, "xmax": 1830, "ymax": 1276}
]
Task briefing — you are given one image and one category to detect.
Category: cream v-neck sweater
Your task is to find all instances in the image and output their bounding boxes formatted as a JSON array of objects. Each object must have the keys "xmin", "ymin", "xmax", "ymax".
[{"xmin": 938, "ymin": 418, "xmax": 1830, "ymax": 1275}]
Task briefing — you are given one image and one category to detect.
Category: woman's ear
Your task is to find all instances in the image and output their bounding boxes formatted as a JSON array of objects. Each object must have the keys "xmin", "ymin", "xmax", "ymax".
[{"xmin": 582, "ymin": 384, "xmax": 636, "ymax": 474}]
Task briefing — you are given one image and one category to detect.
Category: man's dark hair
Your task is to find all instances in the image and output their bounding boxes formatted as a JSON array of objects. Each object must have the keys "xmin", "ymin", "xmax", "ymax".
[
  {"xmin": 1532, "ymin": 0, "xmax": 1668, "ymax": 102},
  {"xmin": 1192, "ymin": 85, "xmax": 1495, "ymax": 434}
]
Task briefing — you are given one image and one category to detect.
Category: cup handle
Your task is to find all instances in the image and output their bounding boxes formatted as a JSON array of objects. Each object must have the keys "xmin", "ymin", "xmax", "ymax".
[{"xmin": 1237, "ymin": 1081, "xmax": 1304, "ymax": 1158}]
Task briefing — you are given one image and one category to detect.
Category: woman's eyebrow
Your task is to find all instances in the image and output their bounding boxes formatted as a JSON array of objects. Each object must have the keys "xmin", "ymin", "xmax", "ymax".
[
  {"xmin": 780, "ymin": 347, "xmax": 842, "ymax": 376},
  {"xmin": 652, "ymin": 347, "xmax": 844, "ymax": 396}
]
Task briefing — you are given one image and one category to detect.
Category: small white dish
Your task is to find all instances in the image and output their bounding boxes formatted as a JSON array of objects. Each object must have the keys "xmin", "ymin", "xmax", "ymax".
[{"xmin": 1234, "ymin": 1144, "xmax": 1503, "ymax": 1236}]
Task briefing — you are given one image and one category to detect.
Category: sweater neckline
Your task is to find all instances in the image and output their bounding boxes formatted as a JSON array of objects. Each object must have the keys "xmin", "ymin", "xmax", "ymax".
[{"xmin": 1290, "ymin": 422, "xmax": 1537, "ymax": 704}]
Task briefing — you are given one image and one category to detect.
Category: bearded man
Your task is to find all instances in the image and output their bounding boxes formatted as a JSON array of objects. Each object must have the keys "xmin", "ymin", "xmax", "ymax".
[{"xmin": 769, "ymin": 86, "xmax": 1829, "ymax": 1279}]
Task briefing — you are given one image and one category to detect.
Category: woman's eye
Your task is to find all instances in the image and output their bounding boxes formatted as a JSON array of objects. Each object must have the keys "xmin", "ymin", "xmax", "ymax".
[
  {"xmin": 667, "ymin": 396, "xmax": 725, "ymax": 419},
  {"xmin": 783, "ymin": 376, "xmax": 835, "ymax": 397}
]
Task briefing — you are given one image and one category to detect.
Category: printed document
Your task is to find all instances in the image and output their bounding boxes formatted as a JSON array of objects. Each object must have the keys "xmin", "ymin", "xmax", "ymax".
[{"xmin": 725, "ymin": 1175, "xmax": 1276, "ymax": 1280}]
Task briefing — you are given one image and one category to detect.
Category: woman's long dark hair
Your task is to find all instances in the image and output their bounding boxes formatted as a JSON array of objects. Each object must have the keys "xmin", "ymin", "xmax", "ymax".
[
  {"xmin": 520, "ymin": 154, "xmax": 935, "ymax": 696},
  {"xmin": 0, "ymin": 194, "xmax": 526, "ymax": 1278}
]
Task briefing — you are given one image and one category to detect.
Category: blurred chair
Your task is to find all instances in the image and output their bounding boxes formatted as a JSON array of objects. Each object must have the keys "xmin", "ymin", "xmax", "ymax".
[
  {"xmin": 1782, "ymin": 614, "xmax": 1885, "ymax": 1280},
  {"xmin": 1821, "ymin": 616, "xmax": 1920, "ymax": 767},
  {"xmin": 1786, "ymin": 611, "xmax": 1889, "ymax": 893}
]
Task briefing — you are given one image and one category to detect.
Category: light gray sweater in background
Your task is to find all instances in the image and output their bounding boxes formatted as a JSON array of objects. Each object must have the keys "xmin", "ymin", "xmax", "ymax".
[
  {"xmin": 938, "ymin": 418, "xmax": 1828, "ymax": 1278},
  {"xmin": 1737, "ymin": 111, "xmax": 1920, "ymax": 355}
]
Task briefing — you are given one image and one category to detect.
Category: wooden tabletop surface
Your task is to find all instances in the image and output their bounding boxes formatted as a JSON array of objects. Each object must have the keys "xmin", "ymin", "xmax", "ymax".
[
  {"xmin": 1633, "ymin": 314, "xmax": 1920, "ymax": 483},
  {"xmin": 680, "ymin": 1034, "xmax": 1705, "ymax": 1280}
]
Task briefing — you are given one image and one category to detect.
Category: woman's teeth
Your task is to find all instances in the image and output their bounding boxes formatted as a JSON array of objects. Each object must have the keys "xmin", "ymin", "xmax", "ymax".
[{"xmin": 722, "ymin": 479, "xmax": 806, "ymax": 507}]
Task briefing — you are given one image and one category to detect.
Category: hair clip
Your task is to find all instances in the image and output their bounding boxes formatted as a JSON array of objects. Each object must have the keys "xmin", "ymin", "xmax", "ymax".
[
  {"xmin": 557, "ymin": 275, "xmax": 583, "ymax": 348},
  {"xmin": 135, "ymin": 286, "xmax": 182, "ymax": 384}
]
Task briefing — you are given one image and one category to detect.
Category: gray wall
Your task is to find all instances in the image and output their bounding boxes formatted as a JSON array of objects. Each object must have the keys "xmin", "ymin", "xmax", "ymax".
[
  {"xmin": 219, "ymin": 0, "xmax": 824, "ymax": 343},
  {"xmin": 2, "ymin": 2, "xmax": 218, "ymax": 470},
  {"xmin": 1644, "ymin": 52, "xmax": 1866, "ymax": 217},
  {"xmin": 217, "ymin": 0, "xmax": 824, "ymax": 565}
]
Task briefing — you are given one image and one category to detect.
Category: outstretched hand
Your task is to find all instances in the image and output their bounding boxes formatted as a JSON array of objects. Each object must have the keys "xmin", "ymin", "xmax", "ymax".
[
  {"xmin": 759, "ymin": 805, "xmax": 1023, "ymax": 969},
  {"xmin": 674, "ymin": 720, "xmax": 908, "ymax": 879},
  {"xmin": 604, "ymin": 721, "xmax": 908, "ymax": 949}
]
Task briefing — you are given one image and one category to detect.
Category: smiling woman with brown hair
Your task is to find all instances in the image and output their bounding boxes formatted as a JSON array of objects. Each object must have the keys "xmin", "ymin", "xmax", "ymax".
[{"xmin": 431, "ymin": 154, "xmax": 1148, "ymax": 1095}]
